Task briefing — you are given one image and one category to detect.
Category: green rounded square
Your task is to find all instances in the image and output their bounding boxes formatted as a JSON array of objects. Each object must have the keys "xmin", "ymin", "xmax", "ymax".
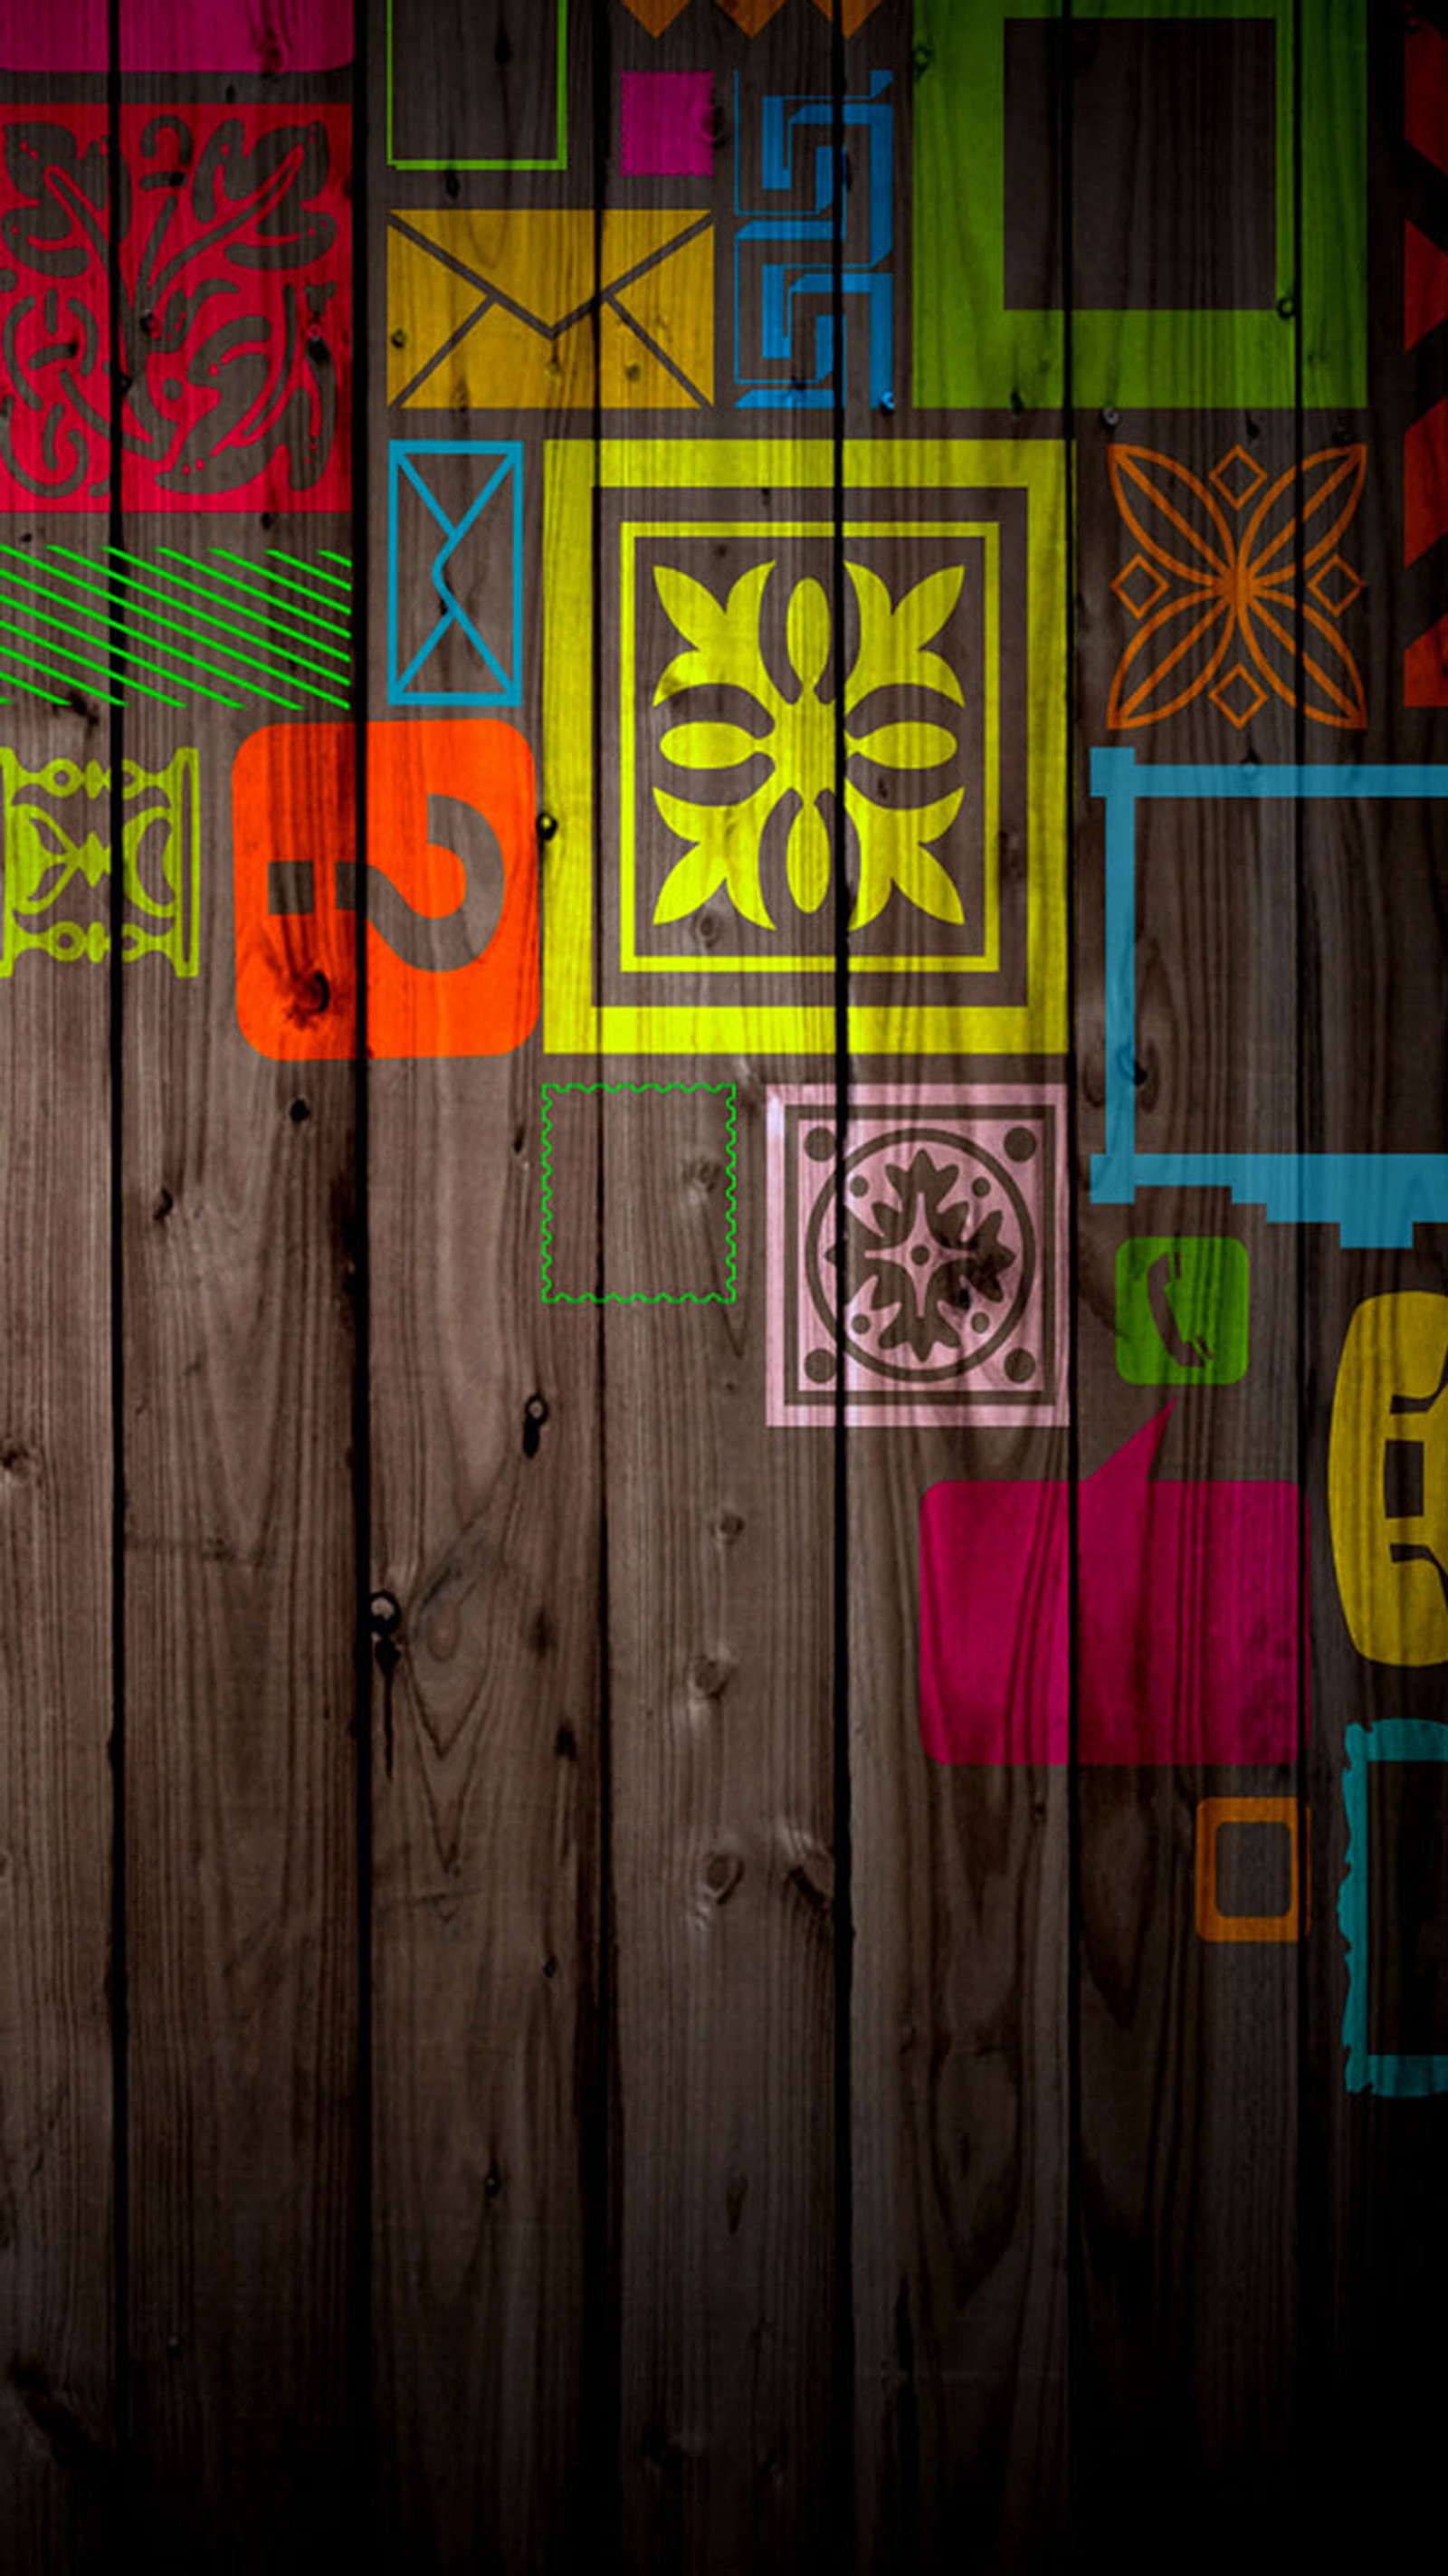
[{"xmin": 1115, "ymin": 1236, "xmax": 1250, "ymax": 1386}]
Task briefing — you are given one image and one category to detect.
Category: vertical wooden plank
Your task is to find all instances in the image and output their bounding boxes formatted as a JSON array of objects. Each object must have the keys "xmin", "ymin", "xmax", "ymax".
[
  {"xmin": 367, "ymin": 2, "xmax": 605, "ymax": 2563},
  {"xmin": 849, "ymin": 7, "xmax": 1072, "ymax": 2566},
  {"xmin": 0, "ymin": 43, "xmax": 119, "ymax": 2563},
  {"xmin": 586, "ymin": 8, "xmax": 840, "ymax": 2563},
  {"xmin": 1065, "ymin": 0, "xmax": 1352, "ymax": 2551},
  {"xmin": 0, "ymin": 677, "xmax": 115, "ymax": 2562},
  {"xmin": 115, "ymin": 39, "xmax": 360, "ymax": 2561},
  {"xmin": 1298, "ymin": 6, "xmax": 1448, "ymax": 2549}
]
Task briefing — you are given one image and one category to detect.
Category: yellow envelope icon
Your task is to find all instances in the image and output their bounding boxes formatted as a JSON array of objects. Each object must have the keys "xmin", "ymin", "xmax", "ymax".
[{"xmin": 387, "ymin": 209, "xmax": 714, "ymax": 411}]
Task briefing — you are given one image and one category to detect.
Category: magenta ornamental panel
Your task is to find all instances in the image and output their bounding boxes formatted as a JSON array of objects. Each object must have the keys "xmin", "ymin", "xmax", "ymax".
[
  {"xmin": 919, "ymin": 1406, "xmax": 1306, "ymax": 1766},
  {"xmin": 0, "ymin": 1, "xmax": 354, "ymax": 72},
  {"xmin": 620, "ymin": 72, "xmax": 716, "ymax": 178},
  {"xmin": 0, "ymin": 104, "xmax": 351, "ymax": 513},
  {"xmin": 766, "ymin": 1083, "xmax": 1068, "ymax": 1430}
]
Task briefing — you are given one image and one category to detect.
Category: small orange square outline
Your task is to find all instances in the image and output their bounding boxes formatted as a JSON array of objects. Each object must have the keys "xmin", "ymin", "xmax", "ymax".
[{"xmin": 1195, "ymin": 1796, "xmax": 1308, "ymax": 1943}]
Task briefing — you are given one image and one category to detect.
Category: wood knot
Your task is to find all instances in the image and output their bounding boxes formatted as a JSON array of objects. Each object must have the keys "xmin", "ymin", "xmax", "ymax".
[
  {"xmin": 704, "ymin": 1850, "xmax": 744, "ymax": 1905},
  {"xmin": 786, "ymin": 1855, "xmax": 834, "ymax": 1922},
  {"xmin": 687, "ymin": 1654, "xmax": 731, "ymax": 1703}
]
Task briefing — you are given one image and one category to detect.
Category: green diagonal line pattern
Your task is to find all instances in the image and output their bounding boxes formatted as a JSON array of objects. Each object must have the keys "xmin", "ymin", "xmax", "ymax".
[
  {"xmin": 267, "ymin": 549, "xmax": 352, "ymax": 591},
  {"xmin": 154, "ymin": 549, "xmax": 351, "ymax": 638},
  {"xmin": 33, "ymin": 547, "xmax": 353, "ymax": 691},
  {"xmin": 210, "ymin": 550, "xmax": 354, "ymax": 619},
  {"xmin": 120, "ymin": 550, "xmax": 352, "ymax": 658},
  {"xmin": 7, "ymin": 553, "xmax": 316, "ymax": 711},
  {"xmin": 0, "ymin": 581, "xmax": 239, "ymax": 708},
  {"xmin": 0, "ymin": 659, "xmax": 83, "ymax": 709},
  {"xmin": 0, "ymin": 610, "xmax": 167, "ymax": 707}
]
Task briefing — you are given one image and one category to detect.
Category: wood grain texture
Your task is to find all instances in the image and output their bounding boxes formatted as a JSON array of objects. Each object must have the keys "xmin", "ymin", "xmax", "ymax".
[
  {"xmin": 0, "ymin": 686, "xmax": 115, "ymax": 2574},
  {"xmin": 119, "ymin": 670, "xmax": 359, "ymax": 2566},
  {"xmin": 595, "ymin": 14, "xmax": 841, "ymax": 2563},
  {"xmin": 367, "ymin": 5, "xmax": 605, "ymax": 2563},
  {"xmin": 1073, "ymin": 379, "xmax": 1308, "ymax": 2566},
  {"xmin": 1296, "ymin": 14, "xmax": 1448, "ymax": 2541},
  {"xmin": 604, "ymin": 1062, "xmax": 837, "ymax": 2574},
  {"xmin": 5, "ymin": 4, "xmax": 1445, "ymax": 2569},
  {"xmin": 853, "ymin": 5, "xmax": 1074, "ymax": 2553}
]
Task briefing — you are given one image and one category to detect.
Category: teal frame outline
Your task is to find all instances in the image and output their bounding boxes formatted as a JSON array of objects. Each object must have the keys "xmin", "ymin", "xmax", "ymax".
[
  {"xmin": 1339, "ymin": 1721, "xmax": 1448, "ymax": 2097},
  {"xmin": 540, "ymin": 1082, "xmax": 739, "ymax": 1306},
  {"xmin": 386, "ymin": 0, "xmax": 567, "ymax": 171},
  {"xmin": 914, "ymin": 0, "xmax": 1366, "ymax": 410}
]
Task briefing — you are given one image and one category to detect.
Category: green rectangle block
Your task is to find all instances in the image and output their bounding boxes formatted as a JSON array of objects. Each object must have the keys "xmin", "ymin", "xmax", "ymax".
[
  {"xmin": 913, "ymin": 0, "xmax": 1365, "ymax": 412},
  {"xmin": 1115, "ymin": 1236, "xmax": 1250, "ymax": 1385}
]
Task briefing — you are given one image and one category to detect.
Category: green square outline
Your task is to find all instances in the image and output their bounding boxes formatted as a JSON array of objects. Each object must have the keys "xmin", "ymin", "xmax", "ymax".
[
  {"xmin": 543, "ymin": 437, "xmax": 1068, "ymax": 1057},
  {"xmin": 540, "ymin": 1080, "xmax": 738, "ymax": 1305},
  {"xmin": 914, "ymin": 0, "xmax": 1365, "ymax": 411},
  {"xmin": 618, "ymin": 515, "xmax": 1002, "ymax": 978},
  {"xmin": 1113, "ymin": 1235, "xmax": 1251, "ymax": 1385},
  {"xmin": 386, "ymin": 0, "xmax": 567, "ymax": 170}
]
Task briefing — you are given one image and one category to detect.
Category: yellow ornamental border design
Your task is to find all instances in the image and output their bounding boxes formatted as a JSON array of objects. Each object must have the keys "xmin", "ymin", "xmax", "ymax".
[{"xmin": 542, "ymin": 438, "xmax": 1068, "ymax": 1057}]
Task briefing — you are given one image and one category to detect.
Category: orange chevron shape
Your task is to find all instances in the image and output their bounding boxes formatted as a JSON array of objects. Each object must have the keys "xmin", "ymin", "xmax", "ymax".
[
  {"xmin": 620, "ymin": 0, "xmax": 884, "ymax": 30},
  {"xmin": 617, "ymin": 0, "xmax": 691, "ymax": 28},
  {"xmin": 715, "ymin": 0, "xmax": 789, "ymax": 28},
  {"xmin": 810, "ymin": 0, "xmax": 887, "ymax": 24}
]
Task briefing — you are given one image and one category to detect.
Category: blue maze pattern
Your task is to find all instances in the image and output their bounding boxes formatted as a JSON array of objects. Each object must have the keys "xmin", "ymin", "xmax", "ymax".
[{"xmin": 732, "ymin": 72, "xmax": 892, "ymax": 412}]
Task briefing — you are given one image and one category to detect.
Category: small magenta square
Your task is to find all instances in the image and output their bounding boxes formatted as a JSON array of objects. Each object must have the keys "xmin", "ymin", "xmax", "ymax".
[{"xmin": 620, "ymin": 72, "xmax": 714, "ymax": 178}]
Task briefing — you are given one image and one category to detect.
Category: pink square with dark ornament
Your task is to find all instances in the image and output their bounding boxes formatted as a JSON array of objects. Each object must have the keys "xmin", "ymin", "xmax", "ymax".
[
  {"xmin": 766, "ymin": 1084, "xmax": 1069, "ymax": 1429},
  {"xmin": 620, "ymin": 72, "xmax": 714, "ymax": 179}
]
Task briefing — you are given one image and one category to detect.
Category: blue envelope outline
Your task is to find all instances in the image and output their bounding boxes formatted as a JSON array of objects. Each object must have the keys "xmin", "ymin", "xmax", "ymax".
[{"xmin": 387, "ymin": 439, "xmax": 523, "ymax": 709}]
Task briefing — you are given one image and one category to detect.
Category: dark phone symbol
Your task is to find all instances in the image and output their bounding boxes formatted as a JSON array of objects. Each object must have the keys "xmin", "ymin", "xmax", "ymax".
[{"xmin": 1146, "ymin": 1246, "xmax": 1215, "ymax": 1371}]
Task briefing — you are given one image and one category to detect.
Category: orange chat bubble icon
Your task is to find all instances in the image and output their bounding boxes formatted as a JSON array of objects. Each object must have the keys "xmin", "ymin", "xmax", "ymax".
[{"xmin": 233, "ymin": 719, "xmax": 538, "ymax": 1059}]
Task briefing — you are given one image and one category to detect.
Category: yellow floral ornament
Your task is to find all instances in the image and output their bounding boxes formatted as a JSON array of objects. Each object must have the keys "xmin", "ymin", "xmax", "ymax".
[{"xmin": 652, "ymin": 558, "xmax": 967, "ymax": 932}]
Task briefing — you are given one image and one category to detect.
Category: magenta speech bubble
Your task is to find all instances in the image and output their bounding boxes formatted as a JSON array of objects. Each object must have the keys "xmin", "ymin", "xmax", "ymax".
[{"xmin": 919, "ymin": 1407, "xmax": 1306, "ymax": 1764}]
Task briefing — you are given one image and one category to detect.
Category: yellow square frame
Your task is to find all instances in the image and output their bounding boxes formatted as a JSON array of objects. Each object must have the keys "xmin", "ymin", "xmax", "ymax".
[{"xmin": 542, "ymin": 438, "xmax": 1067, "ymax": 1056}]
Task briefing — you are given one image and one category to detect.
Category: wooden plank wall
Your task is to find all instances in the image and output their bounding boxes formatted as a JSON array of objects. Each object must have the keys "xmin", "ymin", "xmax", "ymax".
[{"xmin": 0, "ymin": 2, "xmax": 1444, "ymax": 2571}]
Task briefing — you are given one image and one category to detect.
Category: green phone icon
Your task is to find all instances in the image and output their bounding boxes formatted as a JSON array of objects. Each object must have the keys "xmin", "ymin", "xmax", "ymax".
[{"xmin": 1116, "ymin": 1237, "xmax": 1250, "ymax": 1386}]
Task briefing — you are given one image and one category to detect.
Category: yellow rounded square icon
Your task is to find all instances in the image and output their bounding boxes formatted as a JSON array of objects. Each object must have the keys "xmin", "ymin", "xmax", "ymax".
[{"xmin": 1329, "ymin": 1293, "xmax": 1448, "ymax": 1665}]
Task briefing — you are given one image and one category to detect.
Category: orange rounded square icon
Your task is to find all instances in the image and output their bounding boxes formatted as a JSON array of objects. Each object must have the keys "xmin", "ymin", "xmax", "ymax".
[
  {"xmin": 233, "ymin": 719, "xmax": 538, "ymax": 1058},
  {"xmin": 1194, "ymin": 1796, "xmax": 1308, "ymax": 1944}
]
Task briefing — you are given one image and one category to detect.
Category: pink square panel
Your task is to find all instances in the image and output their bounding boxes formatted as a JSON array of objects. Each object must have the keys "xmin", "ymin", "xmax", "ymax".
[
  {"xmin": 620, "ymin": 72, "xmax": 715, "ymax": 178},
  {"xmin": 766, "ymin": 1084, "xmax": 1069, "ymax": 1429}
]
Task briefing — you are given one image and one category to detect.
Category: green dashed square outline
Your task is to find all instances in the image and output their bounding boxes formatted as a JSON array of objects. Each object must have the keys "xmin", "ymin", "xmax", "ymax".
[{"xmin": 540, "ymin": 1081, "xmax": 738, "ymax": 1306}]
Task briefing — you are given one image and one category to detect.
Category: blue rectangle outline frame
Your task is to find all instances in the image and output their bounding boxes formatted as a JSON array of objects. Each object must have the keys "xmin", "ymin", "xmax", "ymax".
[
  {"xmin": 387, "ymin": 438, "xmax": 523, "ymax": 711},
  {"xmin": 1339, "ymin": 1719, "xmax": 1448, "ymax": 2095},
  {"xmin": 386, "ymin": 0, "xmax": 567, "ymax": 170},
  {"xmin": 1091, "ymin": 748, "xmax": 1448, "ymax": 1247}
]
